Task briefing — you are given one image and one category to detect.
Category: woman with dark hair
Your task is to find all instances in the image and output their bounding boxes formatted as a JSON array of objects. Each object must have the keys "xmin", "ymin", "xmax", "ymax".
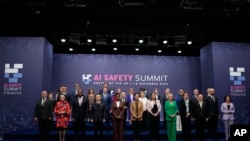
[
  {"xmin": 130, "ymin": 92, "xmax": 144, "ymax": 141},
  {"xmin": 111, "ymin": 92, "xmax": 125, "ymax": 141},
  {"xmin": 87, "ymin": 88, "xmax": 95, "ymax": 122},
  {"xmin": 54, "ymin": 94, "xmax": 71, "ymax": 141},
  {"xmin": 147, "ymin": 92, "xmax": 161, "ymax": 141},
  {"xmin": 221, "ymin": 95, "xmax": 235, "ymax": 141}
]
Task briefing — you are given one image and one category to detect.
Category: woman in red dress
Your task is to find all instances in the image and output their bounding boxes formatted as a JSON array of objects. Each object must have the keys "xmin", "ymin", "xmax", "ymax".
[{"xmin": 54, "ymin": 94, "xmax": 71, "ymax": 141}]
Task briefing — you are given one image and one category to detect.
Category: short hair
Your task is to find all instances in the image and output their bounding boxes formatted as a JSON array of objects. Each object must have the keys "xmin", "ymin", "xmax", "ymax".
[
  {"xmin": 134, "ymin": 92, "xmax": 139, "ymax": 97},
  {"xmin": 224, "ymin": 95, "xmax": 232, "ymax": 102}
]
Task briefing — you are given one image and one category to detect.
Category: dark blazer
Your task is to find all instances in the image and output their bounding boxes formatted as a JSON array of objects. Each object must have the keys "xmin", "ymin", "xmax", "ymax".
[
  {"xmin": 192, "ymin": 100, "xmax": 209, "ymax": 120},
  {"xmin": 91, "ymin": 102, "xmax": 106, "ymax": 122},
  {"xmin": 56, "ymin": 92, "xmax": 72, "ymax": 104},
  {"xmin": 72, "ymin": 95, "xmax": 88, "ymax": 120},
  {"xmin": 204, "ymin": 95, "xmax": 219, "ymax": 117},
  {"xmin": 101, "ymin": 92, "xmax": 112, "ymax": 112},
  {"xmin": 34, "ymin": 98, "xmax": 53, "ymax": 120},
  {"xmin": 179, "ymin": 99, "xmax": 194, "ymax": 118}
]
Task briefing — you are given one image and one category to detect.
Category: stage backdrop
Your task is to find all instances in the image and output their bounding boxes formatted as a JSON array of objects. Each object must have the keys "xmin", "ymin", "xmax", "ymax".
[
  {"xmin": 0, "ymin": 37, "xmax": 53, "ymax": 136},
  {"xmin": 52, "ymin": 54, "xmax": 201, "ymax": 98},
  {"xmin": 201, "ymin": 42, "xmax": 250, "ymax": 125}
]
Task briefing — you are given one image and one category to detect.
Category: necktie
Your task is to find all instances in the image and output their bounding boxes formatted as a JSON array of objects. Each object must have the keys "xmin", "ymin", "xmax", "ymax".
[{"xmin": 199, "ymin": 101, "xmax": 202, "ymax": 108}]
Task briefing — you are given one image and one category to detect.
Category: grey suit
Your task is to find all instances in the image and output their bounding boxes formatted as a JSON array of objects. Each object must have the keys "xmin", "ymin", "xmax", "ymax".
[{"xmin": 221, "ymin": 102, "xmax": 235, "ymax": 140}]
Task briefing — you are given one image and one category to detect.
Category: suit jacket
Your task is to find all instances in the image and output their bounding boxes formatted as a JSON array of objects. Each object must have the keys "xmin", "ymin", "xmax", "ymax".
[
  {"xmin": 161, "ymin": 94, "xmax": 168, "ymax": 108},
  {"xmin": 220, "ymin": 102, "xmax": 235, "ymax": 120},
  {"xmin": 111, "ymin": 101, "xmax": 125, "ymax": 120},
  {"xmin": 72, "ymin": 95, "xmax": 88, "ymax": 120},
  {"xmin": 101, "ymin": 92, "xmax": 112, "ymax": 112},
  {"xmin": 179, "ymin": 99, "xmax": 193, "ymax": 118},
  {"xmin": 192, "ymin": 100, "xmax": 209, "ymax": 120},
  {"xmin": 130, "ymin": 100, "xmax": 144, "ymax": 121},
  {"xmin": 91, "ymin": 102, "xmax": 106, "ymax": 122},
  {"xmin": 205, "ymin": 95, "xmax": 219, "ymax": 117},
  {"xmin": 121, "ymin": 96, "xmax": 129, "ymax": 110},
  {"xmin": 56, "ymin": 92, "xmax": 72, "ymax": 105},
  {"xmin": 34, "ymin": 98, "xmax": 53, "ymax": 120},
  {"xmin": 126, "ymin": 94, "xmax": 134, "ymax": 106}
]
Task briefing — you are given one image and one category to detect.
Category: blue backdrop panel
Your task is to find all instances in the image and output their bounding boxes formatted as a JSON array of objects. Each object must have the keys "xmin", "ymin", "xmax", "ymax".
[
  {"xmin": 201, "ymin": 42, "xmax": 250, "ymax": 125},
  {"xmin": 0, "ymin": 37, "xmax": 53, "ymax": 136}
]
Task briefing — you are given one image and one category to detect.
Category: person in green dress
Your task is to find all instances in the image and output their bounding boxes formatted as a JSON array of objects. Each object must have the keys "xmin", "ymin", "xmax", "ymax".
[{"xmin": 165, "ymin": 93, "xmax": 178, "ymax": 141}]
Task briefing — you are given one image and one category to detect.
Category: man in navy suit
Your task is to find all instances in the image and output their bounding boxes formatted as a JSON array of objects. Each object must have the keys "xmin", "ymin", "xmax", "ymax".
[
  {"xmin": 72, "ymin": 89, "xmax": 88, "ymax": 141},
  {"xmin": 91, "ymin": 94, "xmax": 106, "ymax": 141},
  {"xmin": 126, "ymin": 87, "xmax": 134, "ymax": 122},
  {"xmin": 100, "ymin": 87, "xmax": 112, "ymax": 131},
  {"xmin": 56, "ymin": 85, "xmax": 72, "ymax": 106},
  {"xmin": 99, "ymin": 82, "xmax": 111, "ymax": 94},
  {"xmin": 71, "ymin": 83, "xmax": 80, "ymax": 98},
  {"xmin": 205, "ymin": 88, "xmax": 219, "ymax": 141},
  {"xmin": 34, "ymin": 90, "xmax": 53, "ymax": 141}
]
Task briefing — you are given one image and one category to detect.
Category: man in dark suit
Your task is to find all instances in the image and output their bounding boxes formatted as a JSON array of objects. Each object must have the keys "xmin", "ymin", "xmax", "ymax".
[
  {"xmin": 71, "ymin": 83, "xmax": 80, "ymax": 98},
  {"xmin": 56, "ymin": 85, "xmax": 72, "ymax": 106},
  {"xmin": 179, "ymin": 92, "xmax": 193, "ymax": 141},
  {"xmin": 91, "ymin": 94, "xmax": 106, "ymax": 141},
  {"xmin": 121, "ymin": 91, "xmax": 129, "ymax": 131},
  {"xmin": 99, "ymin": 82, "xmax": 111, "ymax": 94},
  {"xmin": 192, "ymin": 94, "xmax": 209, "ymax": 141},
  {"xmin": 34, "ymin": 90, "xmax": 53, "ymax": 141},
  {"xmin": 72, "ymin": 89, "xmax": 88, "ymax": 141},
  {"xmin": 100, "ymin": 87, "xmax": 112, "ymax": 131},
  {"xmin": 126, "ymin": 87, "xmax": 134, "ymax": 122},
  {"xmin": 205, "ymin": 88, "xmax": 219, "ymax": 141}
]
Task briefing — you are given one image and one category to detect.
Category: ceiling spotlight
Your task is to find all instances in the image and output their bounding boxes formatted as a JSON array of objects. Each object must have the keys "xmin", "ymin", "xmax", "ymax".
[
  {"xmin": 112, "ymin": 39, "xmax": 118, "ymax": 43},
  {"xmin": 162, "ymin": 40, "xmax": 168, "ymax": 44},
  {"xmin": 69, "ymin": 48, "xmax": 73, "ymax": 51},
  {"xmin": 138, "ymin": 39, "xmax": 144, "ymax": 44},
  {"xmin": 187, "ymin": 41, "xmax": 192, "ymax": 45},
  {"xmin": 157, "ymin": 49, "xmax": 162, "ymax": 53},
  {"xmin": 177, "ymin": 50, "xmax": 182, "ymax": 54},
  {"xmin": 135, "ymin": 47, "xmax": 140, "ymax": 51},
  {"xmin": 87, "ymin": 38, "xmax": 92, "ymax": 43},
  {"xmin": 61, "ymin": 38, "xmax": 66, "ymax": 43},
  {"xmin": 91, "ymin": 48, "xmax": 96, "ymax": 52},
  {"xmin": 113, "ymin": 47, "xmax": 118, "ymax": 51}
]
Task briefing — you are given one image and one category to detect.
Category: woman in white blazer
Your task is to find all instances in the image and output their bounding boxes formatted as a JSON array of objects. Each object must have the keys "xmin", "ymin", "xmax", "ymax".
[{"xmin": 220, "ymin": 95, "xmax": 235, "ymax": 141}]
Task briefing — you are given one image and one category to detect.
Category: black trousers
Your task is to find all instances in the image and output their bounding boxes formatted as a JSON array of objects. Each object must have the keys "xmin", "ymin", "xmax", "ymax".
[
  {"xmin": 123, "ymin": 109, "xmax": 127, "ymax": 130},
  {"xmin": 38, "ymin": 119, "xmax": 51, "ymax": 141},
  {"xmin": 195, "ymin": 118, "xmax": 206, "ymax": 141},
  {"xmin": 149, "ymin": 114, "xmax": 160, "ymax": 141},
  {"xmin": 132, "ymin": 120, "xmax": 142, "ymax": 140},
  {"xmin": 93, "ymin": 120, "xmax": 104, "ymax": 141},
  {"xmin": 207, "ymin": 115, "xmax": 218, "ymax": 140},
  {"xmin": 73, "ymin": 119, "xmax": 86, "ymax": 141},
  {"xmin": 141, "ymin": 111, "xmax": 148, "ymax": 130},
  {"xmin": 181, "ymin": 116, "xmax": 192, "ymax": 141}
]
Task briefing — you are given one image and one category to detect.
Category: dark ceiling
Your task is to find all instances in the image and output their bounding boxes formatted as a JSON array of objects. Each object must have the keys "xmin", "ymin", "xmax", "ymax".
[{"xmin": 1, "ymin": 0, "xmax": 250, "ymax": 56}]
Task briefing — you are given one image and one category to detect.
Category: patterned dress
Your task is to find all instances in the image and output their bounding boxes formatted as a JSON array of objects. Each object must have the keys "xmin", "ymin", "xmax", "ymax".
[{"xmin": 54, "ymin": 101, "xmax": 71, "ymax": 129}]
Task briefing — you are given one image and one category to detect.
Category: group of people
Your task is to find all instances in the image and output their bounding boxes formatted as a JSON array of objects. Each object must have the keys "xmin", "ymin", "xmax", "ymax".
[{"xmin": 34, "ymin": 83, "xmax": 235, "ymax": 141}]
